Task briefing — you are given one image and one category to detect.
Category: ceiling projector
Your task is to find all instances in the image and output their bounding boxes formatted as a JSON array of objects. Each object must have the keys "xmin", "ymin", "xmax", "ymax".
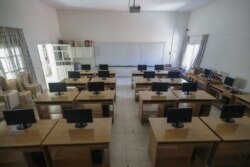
[{"xmin": 130, "ymin": 5, "xmax": 140, "ymax": 13}]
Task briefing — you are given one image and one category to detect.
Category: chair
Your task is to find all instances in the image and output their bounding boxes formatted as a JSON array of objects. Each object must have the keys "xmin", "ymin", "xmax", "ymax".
[
  {"xmin": 0, "ymin": 102, "xmax": 6, "ymax": 120},
  {"xmin": 7, "ymin": 78, "xmax": 32, "ymax": 108},
  {"xmin": 18, "ymin": 71, "xmax": 42, "ymax": 98},
  {"xmin": 0, "ymin": 76, "xmax": 20, "ymax": 109}
]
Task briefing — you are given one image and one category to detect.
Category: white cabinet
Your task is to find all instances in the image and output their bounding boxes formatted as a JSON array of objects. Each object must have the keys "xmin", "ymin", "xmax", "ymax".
[
  {"xmin": 46, "ymin": 44, "xmax": 73, "ymax": 82},
  {"xmin": 71, "ymin": 47, "xmax": 95, "ymax": 67}
]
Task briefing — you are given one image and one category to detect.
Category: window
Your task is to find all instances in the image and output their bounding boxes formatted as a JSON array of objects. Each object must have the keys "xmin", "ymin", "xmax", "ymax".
[
  {"xmin": 181, "ymin": 44, "xmax": 200, "ymax": 70},
  {"xmin": 0, "ymin": 47, "xmax": 27, "ymax": 79}
]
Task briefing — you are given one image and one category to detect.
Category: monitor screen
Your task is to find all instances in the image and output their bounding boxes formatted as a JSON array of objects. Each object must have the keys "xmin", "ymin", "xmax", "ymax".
[
  {"xmin": 182, "ymin": 82, "xmax": 198, "ymax": 95},
  {"xmin": 138, "ymin": 65, "xmax": 147, "ymax": 71},
  {"xmin": 204, "ymin": 69, "xmax": 212, "ymax": 77},
  {"xmin": 88, "ymin": 82, "xmax": 104, "ymax": 94},
  {"xmin": 155, "ymin": 65, "xmax": 164, "ymax": 71},
  {"xmin": 220, "ymin": 104, "xmax": 245, "ymax": 123},
  {"xmin": 98, "ymin": 70, "xmax": 110, "ymax": 79},
  {"xmin": 48, "ymin": 82, "xmax": 67, "ymax": 95},
  {"xmin": 99, "ymin": 64, "xmax": 109, "ymax": 70},
  {"xmin": 73, "ymin": 63, "xmax": 81, "ymax": 71},
  {"xmin": 167, "ymin": 108, "xmax": 192, "ymax": 128},
  {"xmin": 68, "ymin": 71, "xmax": 80, "ymax": 79},
  {"xmin": 224, "ymin": 76, "xmax": 235, "ymax": 88},
  {"xmin": 168, "ymin": 71, "xmax": 180, "ymax": 79},
  {"xmin": 143, "ymin": 71, "xmax": 155, "ymax": 79},
  {"xmin": 81, "ymin": 64, "xmax": 91, "ymax": 71},
  {"xmin": 152, "ymin": 82, "xmax": 168, "ymax": 94},
  {"xmin": 3, "ymin": 109, "xmax": 36, "ymax": 130},
  {"xmin": 63, "ymin": 109, "xmax": 93, "ymax": 128}
]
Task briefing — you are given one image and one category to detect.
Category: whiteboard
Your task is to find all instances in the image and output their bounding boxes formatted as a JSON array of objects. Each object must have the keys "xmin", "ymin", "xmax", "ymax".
[{"xmin": 94, "ymin": 42, "xmax": 165, "ymax": 66}]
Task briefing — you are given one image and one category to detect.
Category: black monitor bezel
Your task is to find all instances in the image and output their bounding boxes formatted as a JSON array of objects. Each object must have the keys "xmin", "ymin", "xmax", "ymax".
[
  {"xmin": 81, "ymin": 64, "xmax": 91, "ymax": 71},
  {"xmin": 99, "ymin": 64, "xmax": 109, "ymax": 70},
  {"xmin": 63, "ymin": 109, "xmax": 93, "ymax": 128},
  {"xmin": 3, "ymin": 109, "xmax": 36, "ymax": 130},
  {"xmin": 220, "ymin": 104, "xmax": 245, "ymax": 123},
  {"xmin": 155, "ymin": 65, "xmax": 164, "ymax": 71},
  {"xmin": 138, "ymin": 65, "xmax": 147, "ymax": 71},
  {"xmin": 167, "ymin": 108, "xmax": 192, "ymax": 128}
]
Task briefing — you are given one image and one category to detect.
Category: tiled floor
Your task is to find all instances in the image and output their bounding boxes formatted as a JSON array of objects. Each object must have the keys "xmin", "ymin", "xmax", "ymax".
[{"xmin": 111, "ymin": 77, "xmax": 221, "ymax": 167}]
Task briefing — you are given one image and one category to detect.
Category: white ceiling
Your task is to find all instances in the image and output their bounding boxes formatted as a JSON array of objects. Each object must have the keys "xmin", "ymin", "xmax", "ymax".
[{"xmin": 39, "ymin": 0, "xmax": 215, "ymax": 11}]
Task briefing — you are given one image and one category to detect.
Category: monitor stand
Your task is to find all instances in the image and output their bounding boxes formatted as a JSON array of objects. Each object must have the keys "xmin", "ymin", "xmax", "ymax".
[
  {"xmin": 222, "ymin": 118, "xmax": 235, "ymax": 123},
  {"xmin": 223, "ymin": 86, "xmax": 230, "ymax": 90},
  {"xmin": 75, "ymin": 122, "xmax": 88, "ymax": 128},
  {"xmin": 73, "ymin": 78, "xmax": 78, "ymax": 81},
  {"xmin": 171, "ymin": 78, "xmax": 174, "ymax": 81},
  {"xmin": 146, "ymin": 78, "xmax": 151, "ymax": 81},
  {"xmin": 171, "ymin": 122, "xmax": 184, "ymax": 128},
  {"xmin": 184, "ymin": 91, "xmax": 192, "ymax": 96},
  {"xmin": 17, "ymin": 123, "xmax": 32, "ymax": 130},
  {"xmin": 101, "ymin": 77, "xmax": 107, "ymax": 80},
  {"xmin": 155, "ymin": 91, "xmax": 162, "ymax": 95},
  {"xmin": 55, "ymin": 92, "xmax": 64, "ymax": 96},
  {"xmin": 93, "ymin": 91, "xmax": 100, "ymax": 95}
]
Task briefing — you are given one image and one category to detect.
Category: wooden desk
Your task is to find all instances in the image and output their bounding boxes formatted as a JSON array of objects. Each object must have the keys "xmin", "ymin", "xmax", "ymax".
[
  {"xmin": 80, "ymin": 70, "xmax": 116, "ymax": 78},
  {"xmin": 139, "ymin": 91, "xmax": 178, "ymax": 123},
  {"xmin": 159, "ymin": 78, "xmax": 187, "ymax": 89},
  {"xmin": 134, "ymin": 77, "xmax": 160, "ymax": 101},
  {"xmin": 234, "ymin": 95, "xmax": 250, "ymax": 116},
  {"xmin": 149, "ymin": 118, "xmax": 219, "ymax": 167},
  {"xmin": 75, "ymin": 90, "xmax": 115, "ymax": 121},
  {"xmin": 33, "ymin": 90, "xmax": 79, "ymax": 119},
  {"xmin": 208, "ymin": 84, "xmax": 241, "ymax": 104},
  {"xmin": 62, "ymin": 77, "xmax": 90, "ymax": 90},
  {"xmin": 0, "ymin": 120, "xmax": 57, "ymax": 166},
  {"xmin": 189, "ymin": 74, "xmax": 222, "ymax": 91},
  {"xmin": 200, "ymin": 117, "xmax": 250, "ymax": 166},
  {"xmin": 42, "ymin": 118, "xmax": 112, "ymax": 167},
  {"xmin": 172, "ymin": 90, "xmax": 217, "ymax": 116},
  {"xmin": 90, "ymin": 77, "xmax": 116, "ymax": 91}
]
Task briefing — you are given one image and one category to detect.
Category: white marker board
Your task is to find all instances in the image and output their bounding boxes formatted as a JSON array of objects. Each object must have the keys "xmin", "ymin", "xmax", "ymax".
[{"xmin": 94, "ymin": 42, "xmax": 165, "ymax": 66}]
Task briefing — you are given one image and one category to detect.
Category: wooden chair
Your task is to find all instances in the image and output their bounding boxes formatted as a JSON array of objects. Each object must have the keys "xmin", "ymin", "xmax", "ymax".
[
  {"xmin": 7, "ymin": 79, "xmax": 32, "ymax": 108},
  {"xmin": 0, "ymin": 76, "xmax": 20, "ymax": 109},
  {"xmin": 18, "ymin": 71, "xmax": 42, "ymax": 98}
]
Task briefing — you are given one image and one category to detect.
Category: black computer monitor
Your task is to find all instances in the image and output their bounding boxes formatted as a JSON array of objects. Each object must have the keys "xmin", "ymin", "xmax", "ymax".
[
  {"xmin": 99, "ymin": 64, "xmax": 109, "ymax": 70},
  {"xmin": 152, "ymin": 82, "xmax": 168, "ymax": 95},
  {"xmin": 143, "ymin": 71, "xmax": 155, "ymax": 81},
  {"xmin": 68, "ymin": 71, "xmax": 80, "ymax": 81},
  {"xmin": 182, "ymin": 82, "xmax": 198, "ymax": 96},
  {"xmin": 224, "ymin": 76, "xmax": 235, "ymax": 89},
  {"xmin": 98, "ymin": 70, "xmax": 110, "ymax": 80},
  {"xmin": 203, "ymin": 69, "xmax": 212, "ymax": 78},
  {"xmin": 48, "ymin": 82, "xmax": 67, "ymax": 95},
  {"xmin": 88, "ymin": 82, "xmax": 104, "ymax": 94},
  {"xmin": 167, "ymin": 108, "xmax": 192, "ymax": 128},
  {"xmin": 81, "ymin": 64, "xmax": 91, "ymax": 71},
  {"xmin": 168, "ymin": 71, "xmax": 181, "ymax": 80},
  {"xmin": 220, "ymin": 104, "xmax": 245, "ymax": 123},
  {"xmin": 3, "ymin": 109, "xmax": 36, "ymax": 130},
  {"xmin": 63, "ymin": 109, "xmax": 93, "ymax": 128},
  {"xmin": 138, "ymin": 65, "xmax": 147, "ymax": 71},
  {"xmin": 155, "ymin": 65, "xmax": 164, "ymax": 71},
  {"xmin": 73, "ymin": 63, "xmax": 81, "ymax": 71}
]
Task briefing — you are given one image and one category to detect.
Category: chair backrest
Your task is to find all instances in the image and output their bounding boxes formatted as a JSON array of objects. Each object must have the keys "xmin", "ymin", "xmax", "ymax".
[
  {"xmin": 7, "ymin": 79, "xmax": 18, "ymax": 91},
  {"xmin": 19, "ymin": 71, "xmax": 33, "ymax": 84},
  {"xmin": 0, "ymin": 76, "xmax": 9, "ymax": 91}
]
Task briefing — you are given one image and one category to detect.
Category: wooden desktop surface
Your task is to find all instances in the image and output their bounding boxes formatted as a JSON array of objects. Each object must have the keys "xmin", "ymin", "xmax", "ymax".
[
  {"xmin": 33, "ymin": 91, "xmax": 79, "ymax": 103},
  {"xmin": 0, "ymin": 120, "xmax": 57, "ymax": 148},
  {"xmin": 172, "ymin": 90, "xmax": 216, "ymax": 101},
  {"xmin": 42, "ymin": 118, "xmax": 112, "ymax": 146},
  {"xmin": 149, "ymin": 118, "xmax": 220, "ymax": 143},
  {"xmin": 139, "ymin": 91, "xmax": 178, "ymax": 101},
  {"xmin": 159, "ymin": 78, "xmax": 187, "ymax": 85},
  {"xmin": 191, "ymin": 75, "xmax": 222, "ymax": 84},
  {"xmin": 134, "ymin": 77, "xmax": 160, "ymax": 84},
  {"xmin": 62, "ymin": 78, "xmax": 89, "ymax": 84},
  {"xmin": 76, "ymin": 90, "xmax": 115, "ymax": 102},
  {"xmin": 80, "ymin": 70, "xmax": 96, "ymax": 75},
  {"xmin": 200, "ymin": 116, "xmax": 250, "ymax": 141},
  {"xmin": 132, "ymin": 70, "xmax": 168, "ymax": 75},
  {"xmin": 235, "ymin": 94, "xmax": 250, "ymax": 104},
  {"xmin": 90, "ymin": 77, "xmax": 116, "ymax": 84}
]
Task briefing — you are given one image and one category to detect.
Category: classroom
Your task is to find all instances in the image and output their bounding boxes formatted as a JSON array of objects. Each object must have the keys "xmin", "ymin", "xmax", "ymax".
[{"xmin": 0, "ymin": 0, "xmax": 250, "ymax": 166}]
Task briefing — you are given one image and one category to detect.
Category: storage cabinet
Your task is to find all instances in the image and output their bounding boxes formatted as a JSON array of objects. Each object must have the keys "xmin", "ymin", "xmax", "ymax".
[{"xmin": 46, "ymin": 44, "xmax": 73, "ymax": 82}]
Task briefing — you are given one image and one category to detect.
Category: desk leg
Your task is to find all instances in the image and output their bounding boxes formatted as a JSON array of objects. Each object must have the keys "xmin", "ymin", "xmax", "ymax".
[{"xmin": 42, "ymin": 147, "xmax": 53, "ymax": 167}]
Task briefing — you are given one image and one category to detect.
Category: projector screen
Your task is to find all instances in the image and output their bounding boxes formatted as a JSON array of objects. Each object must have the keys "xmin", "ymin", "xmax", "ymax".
[{"xmin": 94, "ymin": 42, "xmax": 165, "ymax": 66}]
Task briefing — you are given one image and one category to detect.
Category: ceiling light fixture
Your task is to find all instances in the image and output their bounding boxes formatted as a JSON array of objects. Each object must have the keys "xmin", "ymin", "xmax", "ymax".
[{"xmin": 130, "ymin": 0, "xmax": 140, "ymax": 13}]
